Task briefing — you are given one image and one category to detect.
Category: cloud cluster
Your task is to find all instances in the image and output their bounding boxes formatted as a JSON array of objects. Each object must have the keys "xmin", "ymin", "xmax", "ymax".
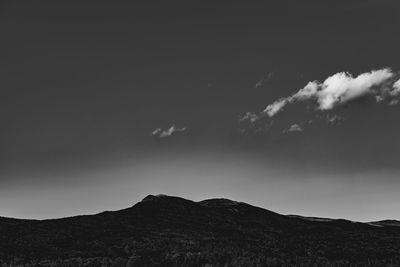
[
  {"xmin": 150, "ymin": 125, "xmax": 187, "ymax": 138},
  {"xmin": 239, "ymin": 112, "xmax": 259, "ymax": 123},
  {"xmin": 264, "ymin": 68, "xmax": 398, "ymax": 117},
  {"xmin": 240, "ymin": 68, "xmax": 400, "ymax": 135}
]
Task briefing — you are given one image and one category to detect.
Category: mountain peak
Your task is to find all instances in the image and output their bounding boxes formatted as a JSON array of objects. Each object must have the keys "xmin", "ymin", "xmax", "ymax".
[{"xmin": 141, "ymin": 194, "xmax": 170, "ymax": 202}]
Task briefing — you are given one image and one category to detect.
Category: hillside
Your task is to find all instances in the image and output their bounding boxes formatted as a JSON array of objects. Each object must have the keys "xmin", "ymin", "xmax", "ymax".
[{"xmin": 1, "ymin": 194, "xmax": 400, "ymax": 266}]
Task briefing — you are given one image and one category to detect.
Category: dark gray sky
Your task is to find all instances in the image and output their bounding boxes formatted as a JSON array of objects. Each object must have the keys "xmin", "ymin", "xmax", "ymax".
[{"xmin": 1, "ymin": 0, "xmax": 400, "ymax": 221}]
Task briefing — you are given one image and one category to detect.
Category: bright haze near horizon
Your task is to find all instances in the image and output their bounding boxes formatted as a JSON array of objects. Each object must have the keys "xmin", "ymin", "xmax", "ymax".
[{"xmin": 1, "ymin": 0, "xmax": 400, "ymax": 221}]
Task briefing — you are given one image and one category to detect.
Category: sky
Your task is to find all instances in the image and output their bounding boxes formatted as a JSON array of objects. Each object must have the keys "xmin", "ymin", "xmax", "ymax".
[{"xmin": 1, "ymin": 0, "xmax": 400, "ymax": 221}]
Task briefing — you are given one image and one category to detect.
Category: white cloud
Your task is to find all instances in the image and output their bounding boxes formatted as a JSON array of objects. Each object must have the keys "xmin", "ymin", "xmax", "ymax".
[
  {"xmin": 255, "ymin": 80, "xmax": 263, "ymax": 88},
  {"xmin": 264, "ymin": 98, "xmax": 289, "ymax": 117},
  {"xmin": 293, "ymin": 81, "xmax": 320, "ymax": 100},
  {"xmin": 240, "ymin": 112, "xmax": 259, "ymax": 123},
  {"xmin": 263, "ymin": 81, "xmax": 319, "ymax": 116},
  {"xmin": 151, "ymin": 128, "xmax": 162, "ymax": 136},
  {"xmin": 284, "ymin": 124, "xmax": 303, "ymax": 133},
  {"xmin": 262, "ymin": 68, "xmax": 397, "ymax": 117},
  {"xmin": 390, "ymin": 79, "xmax": 400, "ymax": 96},
  {"xmin": 241, "ymin": 68, "xmax": 400, "ymax": 135},
  {"xmin": 150, "ymin": 125, "xmax": 187, "ymax": 138},
  {"xmin": 317, "ymin": 68, "xmax": 393, "ymax": 110}
]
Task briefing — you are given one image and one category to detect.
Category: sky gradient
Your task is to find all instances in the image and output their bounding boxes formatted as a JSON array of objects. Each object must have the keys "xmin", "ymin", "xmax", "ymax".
[{"xmin": 1, "ymin": 0, "xmax": 400, "ymax": 221}]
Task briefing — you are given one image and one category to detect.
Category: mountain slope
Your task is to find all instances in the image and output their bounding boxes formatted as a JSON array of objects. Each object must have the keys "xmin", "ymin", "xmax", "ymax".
[{"xmin": 1, "ymin": 194, "xmax": 400, "ymax": 266}]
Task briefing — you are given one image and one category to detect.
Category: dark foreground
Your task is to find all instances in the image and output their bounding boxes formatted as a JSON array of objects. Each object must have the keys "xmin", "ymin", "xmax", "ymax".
[{"xmin": 1, "ymin": 194, "xmax": 400, "ymax": 266}]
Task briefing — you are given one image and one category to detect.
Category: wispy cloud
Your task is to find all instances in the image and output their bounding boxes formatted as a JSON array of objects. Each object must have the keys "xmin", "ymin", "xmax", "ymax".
[
  {"xmin": 239, "ymin": 112, "xmax": 260, "ymax": 123},
  {"xmin": 150, "ymin": 125, "xmax": 187, "ymax": 138},
  {"xmin": 326, "ymin": 114, "xmax": 344, "ymax": 125},
  {"xmin": 263, "ymin": 68, "xmax": 397, "ymax": 117},
  {"xmin": 255, "ymin": 72, "xmax": 275, "ymax": 88},
  {"xmin": 283, "ymin": 123, "xmax": 303, "ymax": 133}
]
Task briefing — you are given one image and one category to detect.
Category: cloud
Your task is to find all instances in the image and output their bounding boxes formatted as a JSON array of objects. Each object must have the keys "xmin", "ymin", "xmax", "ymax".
[
  {"xmin": 239, "ymin": 112, "xmax": 260, "ymax": 123},
  {"xmin": 317, "ymin": 68, "xmax": 394, "ymax": 109},
  {"xmin": 255, "ymin": 72, "xmax": 275, "ymax": 88},
  {"xmin": 240, "ymin": 68, "xmax": 400, "ymax": 135},
  {"xmin": 150, "ymin": 125, "xmax": 187, "ymax": 138},
  {"xmin": 390, "ymin": 79, "xmax": 400, "ymax": 96},
  {"xmin": 151, "ymin": 128, "xmax": 162, "ymax": 136},
  {"xmin": 263, "ymin": 68, "xmax": 398, "ymax": 117},
  {"xmin": 264, "ymin": 98, "xmax": 290, "ymax": 117},
  {"xmin": 263, "ymin": 81, "xmax": 320, "ymax": 116},
  {"xmin": 326, "ymin": 114, "xmax": 344, "ymax": 125},
  {"xmin": 284, "ymin": 124, "xmax": 303, "ymax": 133}
]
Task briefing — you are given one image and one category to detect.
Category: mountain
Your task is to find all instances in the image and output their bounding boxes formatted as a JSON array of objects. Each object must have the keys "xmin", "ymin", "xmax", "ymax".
[
  {"xmin": 1, "ymin": 194, "xmax": 400, "ymax": 266},
  {"xmin": 369, "ymin": 220, "xmax": 400, "ymax": 227}
]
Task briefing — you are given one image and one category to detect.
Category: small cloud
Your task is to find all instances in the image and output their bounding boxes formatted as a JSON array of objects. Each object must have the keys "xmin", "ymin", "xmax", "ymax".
[
  {"xmin": 150, "ymin": 125, "xmax": 187, "ymax": 138},
  {"xmin": 239, "ymin": 112, "xmax": 259, "ymax": 123},
  {"xmin": 326, "ymin": 114, "xmax": 344, "ymax": 125},
  {"xmin": 238, "ymin": 116, "xmax": 273, "ymax": 135},
  {"xmin": 284, "ymin": 123, "xmax": 303, "ymax": 133},
  {"xmin": 375, "ymin": 95, "xmax": 384, "ymax": 102},
  {"xmin": 264, "ymin": 98, "xmax": 289, "ymax": 117},
  {"xmin": 255, "ymin": 72, "xmax": 275, "ymax": 88},
  {"xmin": 151, "ymin": 128, "xmax": 162, "ymax": 136},
  {"xmin": 255, "ymin": 80, "xmax": 263, "ymax": 88}
]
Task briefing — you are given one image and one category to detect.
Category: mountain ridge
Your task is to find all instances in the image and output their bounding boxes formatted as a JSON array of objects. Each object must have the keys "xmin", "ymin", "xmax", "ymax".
[
  {"xmin": 3, "ymin": 194, "xmax": 399, "ymax": 224},
  {"xmin": 2, "ymin": 194, "xmax": 399, "ymax": 225},
  {"xmin": 2, "ymin": 194, "xmax": 400, "ymax": 266}
]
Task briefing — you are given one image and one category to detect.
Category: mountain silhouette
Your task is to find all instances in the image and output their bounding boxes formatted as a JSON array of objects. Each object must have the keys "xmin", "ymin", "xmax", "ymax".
[{"xmin": 1, "ymin": 194, "xmax": 400, "ymax": 266}]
